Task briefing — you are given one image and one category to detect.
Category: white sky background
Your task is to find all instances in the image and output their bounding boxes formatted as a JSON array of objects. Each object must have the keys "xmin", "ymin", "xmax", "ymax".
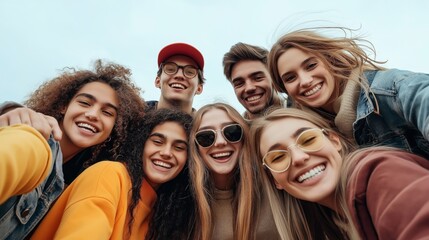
[{"xmin": 1, "ymin": 0, "xmax": 428, "ymax": 114}]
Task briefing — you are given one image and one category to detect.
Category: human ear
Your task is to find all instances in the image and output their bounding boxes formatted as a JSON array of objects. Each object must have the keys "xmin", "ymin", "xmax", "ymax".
[
  {"xmin": 272, "ymin": 177, "xmax": 284, "ymax": 190},
  {"xmin": 155, "ymin": 77, "xmax": 161, "ymax": 89},
  {"xmin": 195, "ymin": 83, "xmax": 203, "ymax": 95},
  {"xmin": 328, "ymin": 132, "xmax": 342, "ymax": 152}
]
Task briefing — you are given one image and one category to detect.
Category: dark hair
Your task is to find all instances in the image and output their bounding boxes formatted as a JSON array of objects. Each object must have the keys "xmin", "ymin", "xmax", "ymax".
[
  {"xmin": 118, "ymin": 108, "xmax": 195, "ymax": 239},
  {"xmin": 222, "ymin": 42, "xmax": 269, "ymax": 81},
  {"xmin": 25, "ymin": 59, "xmax": 146, "ymax": 167}
]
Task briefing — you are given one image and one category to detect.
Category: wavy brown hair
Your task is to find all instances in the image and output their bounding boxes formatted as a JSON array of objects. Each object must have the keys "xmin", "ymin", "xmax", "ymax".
[
  {"xmin": 268, "ymin": 27, "xmax": 384, "ymax": 105},
  {"xmin": 116, "ymin": 108, "xmax": 194, "ymax": 239},
  {"xmin": 25, "ymin": 59, "xmax": 146, "ymax": 166}
]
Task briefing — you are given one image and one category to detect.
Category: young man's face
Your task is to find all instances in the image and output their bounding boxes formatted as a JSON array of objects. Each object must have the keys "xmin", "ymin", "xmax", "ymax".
[
  {"xmin": 230, "ymin": 60, "xmax": 274, "ymax": 117},
  {"xmin": 155, "ymin": 55, "xmax": 203, "ymax": 105}
]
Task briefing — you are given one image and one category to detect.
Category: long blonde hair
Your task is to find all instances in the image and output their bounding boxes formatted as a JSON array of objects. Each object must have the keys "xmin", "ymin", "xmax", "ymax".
[
  {"xmin": 250, "ymin": 108, "xmax": 359, "ymax": 239},
  {"xmin": 189, "ymin": 103, "xmax": 260, "ymax": 240},
  {"xmin": 268, "ymin": 27, "xmax": 384, "ymax": 108}
]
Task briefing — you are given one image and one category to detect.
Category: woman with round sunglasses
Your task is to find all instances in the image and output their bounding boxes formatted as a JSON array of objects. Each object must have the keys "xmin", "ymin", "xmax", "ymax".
[
  {"xmin": 268, "ymin": 27, "xmax": 429, "ymax": 160},
  {"xmin": 251, "ymin": 107, "xmax": 429, "ymax": 240},
  {"xmin": 189, "ymin": 102, "xmax": 280, "ymax": 240}
]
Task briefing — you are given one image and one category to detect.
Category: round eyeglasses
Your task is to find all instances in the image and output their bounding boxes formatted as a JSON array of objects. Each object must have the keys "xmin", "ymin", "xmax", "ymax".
[
  {"xmin": 262, "ymin": 128, "xmax": 327, "ymax": 173},
  {"xmin": 195, "ymin": 124, "xmax": 243, "ymax": 148},
  {"xmin": 161, "ymin": 62, "xmax": 198, "ymax": 79}
]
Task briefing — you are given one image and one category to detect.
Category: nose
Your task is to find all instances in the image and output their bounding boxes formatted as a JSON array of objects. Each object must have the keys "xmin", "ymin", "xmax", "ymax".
[
  {"xmin": 244, "ymin": 80, "xmax": 256, "ymax": 93},
  {"xmin": 289, "ymin": 145, "xmax": 309, "ymax": 166},
  {"xmin": 84, "ymin": 108, "xmax": 100, "ymax": 120},
  {"xmin": 213, "ymin": 131, "xmax": 227, "ymax": 147},
  {"xmin": 160, "ymin": 145, "xmax": 173, "ymax": 158},
  {"xmin": 174, "ymin": 67, "xmax": 185, "ymax": 79},
  {"xmin": 299, "ymin": 72, "xmax": 313, "ymax": 87}
]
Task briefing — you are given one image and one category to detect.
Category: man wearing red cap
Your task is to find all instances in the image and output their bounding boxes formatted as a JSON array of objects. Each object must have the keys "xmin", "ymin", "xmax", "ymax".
[{"xmin": 146, "ymin": 42, "xmax": 205, "ymax": 114}]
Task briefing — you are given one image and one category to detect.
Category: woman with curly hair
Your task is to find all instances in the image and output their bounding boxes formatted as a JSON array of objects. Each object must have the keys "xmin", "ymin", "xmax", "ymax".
[
  {"xmin": 189, "ymin": 102, "xmax": 280, "ymax": 240},
  {"xmin": 31, "ymin": 108, "xmax": 195, "ymax": 239},
  {"xmin": 0, "ymin": 59, "xmax": 146, "ymax": 239},
  {"xmin": 268, "ymin": 27, "xmax": 429, "ymax": 159},
  {"xmin": 251, "ymin": 107, "xmax": 429, "ymax": 239}
]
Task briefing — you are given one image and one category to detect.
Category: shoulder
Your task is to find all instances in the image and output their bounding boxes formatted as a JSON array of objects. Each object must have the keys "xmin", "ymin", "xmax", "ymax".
[
  {"xmin": 65, "ymin": 161, "xmax": 131, "ymax": 200},
  {"xmin": 145, "ymin": 100, "xmax": 158, "ymax": 111},
  {"xmin": 348, "ymin": 148, "xmax": 429, "ymax": 197}
]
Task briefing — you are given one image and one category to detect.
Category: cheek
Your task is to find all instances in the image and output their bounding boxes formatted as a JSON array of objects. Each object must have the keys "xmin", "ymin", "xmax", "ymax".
[{"xmin": 284, "ymin": 83, "xmax": 298, "ymax": 96}]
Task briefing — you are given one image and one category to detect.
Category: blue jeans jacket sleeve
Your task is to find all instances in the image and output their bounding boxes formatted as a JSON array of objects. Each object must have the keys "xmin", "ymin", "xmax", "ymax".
[
  {"xmin": 0, "ymin": 136, "xmax": 64, "ymax": 240},
  {"xmin": 355, "ymin": 69, "xmax": 429, "ymax": 159},
  {"xmin": 372, "ymin": 69, "xmax": 429, "ymax": 140}
]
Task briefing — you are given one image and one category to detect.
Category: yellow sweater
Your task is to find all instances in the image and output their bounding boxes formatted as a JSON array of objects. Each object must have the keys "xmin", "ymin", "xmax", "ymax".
[
  {"xmin": 0, "ymin": 124, "xmax": 52, "ymax": 204},
  {"xmin": 31, "ymin": 161, "xmax": 157, "ymax": 240}
]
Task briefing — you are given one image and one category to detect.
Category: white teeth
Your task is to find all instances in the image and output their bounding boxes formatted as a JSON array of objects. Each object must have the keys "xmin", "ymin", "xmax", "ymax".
[
  {"xmin": 297, "ymin": 164, "xmax": 326, "ymax": 183},
  {"xmin": 246, "ymin": 95, "xmax": 262, "ymax": 102},
  {"xmin": 303, "ymin": 83, "xmax": 322, "ymax": 96},
  {"xmin": 77, "ymin": 122, "xmax": 97, "ymax": 133},
  {"xmin": 153, "ymin": 160, "xmax": 172, "ymax": 169},
  {"xmin": 170, "ymin": 83, "xmax": 186, "ymax": 89},
  {"xmin": 211, "ymin": 152, "xmax": 231, "ymax": 158}
]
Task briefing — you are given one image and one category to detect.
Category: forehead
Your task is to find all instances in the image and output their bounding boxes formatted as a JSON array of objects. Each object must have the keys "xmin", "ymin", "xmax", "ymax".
[
  {"xmin": 199, "ymin": 108, "xmax": 233, "ymax": 129},
  {"xmin": 259, "ymin": 117, "xmax": 317, "ymax": 153},
  {"xmin": 278, "ymin": 48, "xmax": 312, "ymax": 69},
  {"xmin": 75, "ymin": 81, "xmax": 119, "ymax": 106},
  {"xmin": 151, "ymin": 121, "xmax": 187, "ymax": 141},
  {"xmin": 231, "ymin": 60, "xmax": 269, "ymax": 78},
  {"xmin": 164, "ymin": 55, "xmax": 199, "ymax": 68}
]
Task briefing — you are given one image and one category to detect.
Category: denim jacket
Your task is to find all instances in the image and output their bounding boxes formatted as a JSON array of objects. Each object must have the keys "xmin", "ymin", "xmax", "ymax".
[
  {"xmin": 354, "ymin": 69, "xmax": 429, "ymax": 159},
  {"xmin": 0, "ymin": 136, "xmax": 64, "ymax": 239}
]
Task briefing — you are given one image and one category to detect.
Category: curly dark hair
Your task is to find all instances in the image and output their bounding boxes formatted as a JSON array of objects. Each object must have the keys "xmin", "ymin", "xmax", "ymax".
[
  {"xmin": 117, "ymin": 108, "xmax": 196, "ymax": 239},
  {"xmin": 24, "ymin": 59, "xmax": 146, "ymax": 167}
]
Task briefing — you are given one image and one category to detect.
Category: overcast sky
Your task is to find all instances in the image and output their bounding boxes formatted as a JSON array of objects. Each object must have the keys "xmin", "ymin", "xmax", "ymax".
[{"xmin": 1, "ymin": 0, "xmax": 427, "ymax": 113}]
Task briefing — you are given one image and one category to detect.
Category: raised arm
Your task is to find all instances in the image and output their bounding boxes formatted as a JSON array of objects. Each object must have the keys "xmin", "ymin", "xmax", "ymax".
[
  {"xmin": 0, "ymin": 125, "xmax": 53, "ymax": 204},
  {"xmin": 0, "ymin": 101, "xmax": 62, "ymax": 141}
]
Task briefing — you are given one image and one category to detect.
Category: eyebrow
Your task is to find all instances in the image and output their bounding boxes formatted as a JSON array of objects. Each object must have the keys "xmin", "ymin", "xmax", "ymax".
[
  {"xmin": 150, "ymin": 132, "xmax": 188, "ymax": 146},
  {"xmin": 266, "ymin": 126, "xmax": 312, "ymax": 152},
  {"xmin": 198, "ymin": 121, "xmax": 237, "ymax": 131},
  {"xmin": 281, "ymin": 57, "xmax": 316, "ymax": 78},
  {"xmin": 75, "ymin": 93, "xmax": 119, "ymax": 111},
  {"xmin": 232, "ymin": 71, "xmax": 265, "ymax": 83}
]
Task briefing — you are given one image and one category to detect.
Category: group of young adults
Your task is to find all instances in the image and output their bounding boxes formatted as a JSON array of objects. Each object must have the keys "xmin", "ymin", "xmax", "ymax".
[{"xmin": 1, "ymin": 26, "xmax": 428, "ymax": 240}]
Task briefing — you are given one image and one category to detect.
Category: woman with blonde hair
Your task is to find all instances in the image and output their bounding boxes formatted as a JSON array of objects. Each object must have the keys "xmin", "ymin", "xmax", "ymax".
[
  {"xmin": 189, "ymin": 102, "xmax": 280, "ymax": 240},
  {"xmin": 251, "ymin": 107, "xmax": 429, "ymax": 239},
  {"xmin": 268, "ymin": 27, "xmax": 429, "ymax": 159}
]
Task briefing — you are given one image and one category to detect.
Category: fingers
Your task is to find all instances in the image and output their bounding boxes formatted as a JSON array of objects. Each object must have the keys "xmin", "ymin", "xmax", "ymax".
[
  {"xmin": 44, "ymin": 115, "xmax": 62, "ymax": 141},
  {"xmin": 0, "ymin": 108, "xmax": 62, "ymax": 140}
]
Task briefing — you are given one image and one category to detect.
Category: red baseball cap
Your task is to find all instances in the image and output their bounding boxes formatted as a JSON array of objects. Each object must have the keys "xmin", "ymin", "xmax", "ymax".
[{"xmin": 157, "ymin": 43, "xmax": 204, "ymax": 70}]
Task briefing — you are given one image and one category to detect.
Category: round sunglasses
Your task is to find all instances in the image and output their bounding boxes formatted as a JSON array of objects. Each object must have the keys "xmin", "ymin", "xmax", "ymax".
[
  {"xmin": 262, "ymin": 128, "xmax": 327, "ymax": 173},
  {"xmin": 195, "ymin": 123, "xmax": 243, "ymax": 148}
]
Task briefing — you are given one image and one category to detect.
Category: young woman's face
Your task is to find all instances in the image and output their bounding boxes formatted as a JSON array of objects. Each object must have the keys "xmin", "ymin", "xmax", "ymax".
[
  {"xmin": 276, "ymin": 48, "xmax": 336, "ymax": 111},
  {"xmin": 143, "ymin": 121, "xmax": 188, "ymax": 189},
  {"xmin": 259, "ymin": 117, "xmax": 342, "ymax": 208},
  {"xmin": 61, "ymin": 81, "xmax": 118, "ymax": 151},
  {"xmin": 196, "ymin": 108, "xmax": 242, "ymax": 180}
]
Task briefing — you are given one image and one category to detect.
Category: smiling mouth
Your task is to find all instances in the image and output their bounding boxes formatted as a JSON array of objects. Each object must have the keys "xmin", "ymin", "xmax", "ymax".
[
  {"xmin": 297, "ymin": 164, "xmax": 326, "ymax": 183},
  {"xmin": 303, "ymin": 83, "xmax": 322, "ymax": 96},
  {"xmin": 170, "ymin": 83, "xmax": 186, "ymax": 90},
  {"xmin": 245, "ymin": 94, "xmax": 262, "ymax": 102},
  {"xmin": 153, "ymin": 160, "xmax": 172, "ymax": 169},
  {"xmin": 210, "ymin": 151, "xmax": 232, "ymax": 160},
  {"xmin": 77, "ymin": 122, "xmax": 98, "ymax": 133}
]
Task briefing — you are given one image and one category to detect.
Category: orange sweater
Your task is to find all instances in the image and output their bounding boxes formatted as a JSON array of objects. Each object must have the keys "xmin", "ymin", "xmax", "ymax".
[
  {"xmin": 0, "ymin": 124, "xmax": 52, "ymax": 204},
  {"xmin": 31, "ymin": 161, "xmax": 157, "ymax": 239}
]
